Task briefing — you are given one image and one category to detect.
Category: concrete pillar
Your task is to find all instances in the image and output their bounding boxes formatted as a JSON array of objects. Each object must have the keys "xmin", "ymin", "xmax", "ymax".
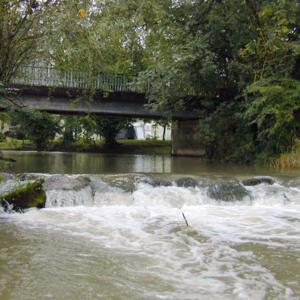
[{"xmin": 172, "ymin": 119, "xmax": 205, "ymax": 156}]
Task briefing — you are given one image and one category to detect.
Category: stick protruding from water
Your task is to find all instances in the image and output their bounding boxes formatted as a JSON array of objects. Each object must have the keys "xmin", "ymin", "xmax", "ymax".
[{"xmin": 182, "ymin": 212, "xmax": 189, "ymax": 227}]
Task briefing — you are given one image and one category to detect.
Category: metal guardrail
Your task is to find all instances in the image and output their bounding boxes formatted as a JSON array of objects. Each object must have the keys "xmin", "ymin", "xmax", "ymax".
[{"xmin": 11, "ymin": 65, "xmax": 147, "ymax": 93}]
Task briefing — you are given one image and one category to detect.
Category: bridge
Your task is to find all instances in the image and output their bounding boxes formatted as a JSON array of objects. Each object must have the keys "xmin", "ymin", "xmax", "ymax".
[
  {"xmin": 5, "ymin": 65, "xmax": 197, "ymax": 119},
  {"xmin": 1, "ymin": 65, "xmax": 204, "ymax": 156}
]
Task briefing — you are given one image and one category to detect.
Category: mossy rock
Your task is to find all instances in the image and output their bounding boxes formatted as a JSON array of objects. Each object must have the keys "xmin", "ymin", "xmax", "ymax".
[
  {"xmin": 44, "ymin": 175, "xmax": 91, "ymax": 191},
  {"xmin": 207, "ymin": 181, "xmax": 252, "ymax": 202},
  {"xmin": 175, "ymin": 177, "xmax": 199, "ymax": 188},
  {"xmin": 0, "ymin": 179, "xmax": 46, "ymax": 210},
  {"xmin": 16, "ymin": 173, "xmax": 43, "ymax": 182},
  {"xmin": 140, "ymin": 177, "xmax": 172, "ymax": 187},
  {"xmin": 0, "ymin": 173, "xmax": 14, "ymax": 183},
  {"xmin": 241, "ymin": 177, "xmax": 274, "ymax": 186}
]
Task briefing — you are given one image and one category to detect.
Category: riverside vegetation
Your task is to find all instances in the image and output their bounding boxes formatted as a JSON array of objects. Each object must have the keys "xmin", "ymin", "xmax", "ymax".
[
  {"xmin": 0, "ymin": 112, "xmax": 171, "ymax": 155},
  {"xmin": 0, "ymin": 0, "xmax": 300, "ymax": 165}
]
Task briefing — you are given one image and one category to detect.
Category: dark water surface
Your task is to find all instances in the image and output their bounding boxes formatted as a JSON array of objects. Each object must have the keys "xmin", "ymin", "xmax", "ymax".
[{"xmin": 2, "ymin": 150, "xmax": 300, "ymax": 177}]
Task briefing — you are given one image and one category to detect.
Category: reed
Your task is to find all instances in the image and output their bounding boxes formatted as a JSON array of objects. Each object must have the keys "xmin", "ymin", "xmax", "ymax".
[{"xmin": 270, "ymin": 140, "xmax": 300, "ymax": 169}]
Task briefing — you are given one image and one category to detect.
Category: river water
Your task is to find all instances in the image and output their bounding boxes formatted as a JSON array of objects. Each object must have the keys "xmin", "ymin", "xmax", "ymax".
[{"xmin": 0, "ymin": 151, "xmax": 300, "ymax": 300}]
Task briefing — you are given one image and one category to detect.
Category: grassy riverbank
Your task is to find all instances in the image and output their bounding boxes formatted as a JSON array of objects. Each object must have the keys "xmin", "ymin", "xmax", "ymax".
[
  {"xmin": 271, "ymin": 140, "xmax": 300, "ymax": 169},
  {"xmin": 0, "ymin": 138, "xmax": 172, "ymax": 155}
]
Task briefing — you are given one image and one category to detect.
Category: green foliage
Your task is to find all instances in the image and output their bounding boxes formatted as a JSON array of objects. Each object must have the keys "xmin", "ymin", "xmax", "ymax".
[
  {"xmin": 199, "ymin": 100, "xmax": 257, "ymax": 163},
  {"xmin": 0, "ymin": 132, "xmax": 6, "ymax": 143},
  {"xmin": 12, "ymin": 110, "xmax": 60, "ymax": 151},
  {"xmin": 0, "ymin": 81, "xmax": 4, "ymax": 93},
  {"xmin": 0, "ymin": 81, "xmax": 7, "ymax": 104},
  {"xmin": 61, "ymin": 116, "xmax": 82, "ymax": 145},
  {"xmin": 136, "ymin": 0, "xmax": 255, "ymax": 110},
  {"xmin": 0, "ymin": 0, "xmax": 61, "ymax": 84},
  {"xmin": 58, "ymin": 115, "xmax": 134, "ymax": 148},
  {"xmin": 200, "ymin": 77, "xmax": 300, "ymax": 163},
  {"xmin": 244, "ymin": 78, "xmax": 300, "ymax": 161},
  {"xmin": 48, "ymin": 0, "xmax": 161, "ymax": 74},
  {"xmin": 79, "ymin": 115, "xmax": 97, "ymax": 144},
  {"xmin": 93, "ymin": 116, "xmax": 132, "ymax": 147}
]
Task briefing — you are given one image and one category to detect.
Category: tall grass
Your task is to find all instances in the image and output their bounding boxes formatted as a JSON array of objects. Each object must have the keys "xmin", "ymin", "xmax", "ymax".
[{"xmin": 271, "ymin": 140, "xmax": 300, "ymax": 169}]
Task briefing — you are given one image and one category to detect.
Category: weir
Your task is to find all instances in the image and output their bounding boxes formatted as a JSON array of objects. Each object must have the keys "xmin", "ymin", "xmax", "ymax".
[{"xmin": 1, "ymin": 172, "xmax": 300, "ymax": 299}]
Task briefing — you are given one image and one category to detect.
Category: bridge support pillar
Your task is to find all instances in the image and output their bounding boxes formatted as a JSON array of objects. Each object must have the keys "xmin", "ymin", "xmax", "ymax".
[{"xmin": 172, "ymin": 120, "xmax": 205, "ymax": 156}]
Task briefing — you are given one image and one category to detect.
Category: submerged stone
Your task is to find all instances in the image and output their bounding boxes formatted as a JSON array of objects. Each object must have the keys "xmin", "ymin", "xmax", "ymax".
[
  {"xmin": 175, "ymin": 177, "xmax": 199, "ymax": 188},
  {"xmin": 141, "ymin": 178, "xmax": 172, "ymax": 187},
  {"xmin": 0, "ymin": 173, "xmax": 14, "ymax": 183},
  {"xmin": 44, "ymin": 175, "xmax": 91, "ymax": 191},
  {"xmin": 0, "ymin": 199, "xmax": 12, "ymax": 213},
  {"xmin": 0, "ymin": 179, "xmax": 46, "ymax": 210},
  {"xmin": 207, "ymin": 181, "xmax": 251, "ymax": 202},
  {"xmin": 151, "ymin": 179, "xmax": 173, "ymax": 187},
  {"xmin": 16, "ymin": 173, "xmax": 43, "ymax": 182},
  {"xmin": 241, "ymin": 177, "xmax": 274, "ymax": 186},
  {"xmin": 102, "ymin": 174, "xmax": 149, "ymax": 192}
]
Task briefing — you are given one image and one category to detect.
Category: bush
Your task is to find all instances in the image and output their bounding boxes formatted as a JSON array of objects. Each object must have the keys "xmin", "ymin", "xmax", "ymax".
[
  {"xmin": 0, "ymin": 132, "xmax": 6, "ymax": 142},
  {"xmin": 11, "ymin": 109, "xmax": 60, "ymax": 151},
  {"xmin": 199, "ymin": 77, "xmax": 300, "ymax": 164}
]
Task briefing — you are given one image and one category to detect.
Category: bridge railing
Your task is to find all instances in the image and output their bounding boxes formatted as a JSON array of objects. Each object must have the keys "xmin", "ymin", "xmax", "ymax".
[{"xmin": 12, "ymin": 65, "xmax": 146, "ymax": 93}]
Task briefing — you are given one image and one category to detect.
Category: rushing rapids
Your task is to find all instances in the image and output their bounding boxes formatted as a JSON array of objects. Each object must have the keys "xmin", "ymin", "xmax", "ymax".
[{"xmin": 0, "ymin": 174, "xmax": 300, "ymax": 300}]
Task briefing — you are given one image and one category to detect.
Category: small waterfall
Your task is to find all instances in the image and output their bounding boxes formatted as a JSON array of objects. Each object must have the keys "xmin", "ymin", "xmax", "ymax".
[
  {"xmin": 1, "ymin": 174, "xmax": 299, "ymax": 211},
  {"xmin": 46, "ymin": 186, "xmax": 94, "ymax": 207},
  {"xmin": 38, "ymin": 174, "xmax": 300, "ymax": 208}
]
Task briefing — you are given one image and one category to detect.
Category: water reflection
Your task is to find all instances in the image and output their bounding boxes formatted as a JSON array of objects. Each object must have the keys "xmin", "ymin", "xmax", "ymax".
[
  {"xmin": 1, "ymin": 150, "xmax": 300, "ymax": 176},
  {"xmin": 1, "ymin": 151, "xmax": 171, "ymax": 174}
]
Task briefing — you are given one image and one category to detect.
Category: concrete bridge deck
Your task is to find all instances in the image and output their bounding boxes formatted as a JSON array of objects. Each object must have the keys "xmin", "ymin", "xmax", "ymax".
[
  {"xmin": 2, "ymin": 85, "xmax": 198, "ymax": 119},
  {"xmin": 1, "ymin": 65, "xmax": 198, "ymax": 119}
]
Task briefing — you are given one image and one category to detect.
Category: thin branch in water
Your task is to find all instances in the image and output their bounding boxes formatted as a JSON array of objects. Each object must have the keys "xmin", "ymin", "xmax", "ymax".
[
  {"xmin": 181, "ymin": 211, "xmax": 189, "ymax": 227},
  {"xmin": 283, "ymin": 193, "xmax": 291, "ymax": 205}
]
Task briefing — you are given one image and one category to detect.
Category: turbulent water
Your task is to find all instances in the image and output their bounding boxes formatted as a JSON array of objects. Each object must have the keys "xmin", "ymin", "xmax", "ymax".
[{"xmin": 0, "ymin": 173, "xmax": 300, "ymax": 300}]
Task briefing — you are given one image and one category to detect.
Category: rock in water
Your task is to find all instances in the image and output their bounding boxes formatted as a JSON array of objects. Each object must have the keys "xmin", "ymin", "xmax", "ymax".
[
  {"xmin": 241, "ymin": 177, "xmax": 274, "ymax": 186},
  {"xmin": 207, "ymin": 181, "xmax": 251, "ymax": 202},
  {"xmin": 151, "ymin": 179, "xmax": 173, "ymax": 187},
  {"xmin": 141, "ymin": 177, "xmax": 172, "ymax": 187},
  {"xmin": 0, "ymin": 179, "xmax": 46, "ymax": 210},
  {"xmin": 44, "ymin": 175, "xmax": 91, "ymax": 191},
  {"xmin": 175, "ymin": 178, "xmax": 199, "ymax": 188},
  {"xmin": 0, "ymin": 199, "xmax": 13, "ymax": 213}
]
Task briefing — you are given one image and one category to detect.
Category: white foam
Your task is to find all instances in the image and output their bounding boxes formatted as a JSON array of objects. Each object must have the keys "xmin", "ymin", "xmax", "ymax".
[
  {"xmin": 46, "ymin": 186, "xmax": 94, "ymax": 207},
  {"xmin": 2, "ymin": 175, "xmax": 300, "ymax": 299}
]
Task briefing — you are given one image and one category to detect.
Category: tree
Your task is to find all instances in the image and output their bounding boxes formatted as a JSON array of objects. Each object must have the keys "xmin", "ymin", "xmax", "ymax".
[
  {"xmin": 79, "ymin": 115, "xmax": 96, "ymax": 144},
  {"xmin": 48, "ymin": 0, "xmax": 141, "ymax": 74},
  {"xmin": 153, "ymin": 119, "xmax": 170, "ymax": 141},
  {"xmin": 93, "ymin": 116, "xmax": 132, "ymax": 147},
  {"xmin": 12, "ymin": 109, "xmax": 60, "ymax": 151},
  {"xmin": 196, "ymin": 0, "xmax": 300, "ymax": 163},
  {"xmin": 0, "ymin": 0, "xmax": 61, "ymax": 85},
  {"xmin": 61, "ymin": 116, "xmax": 82, "ymax": 145}
]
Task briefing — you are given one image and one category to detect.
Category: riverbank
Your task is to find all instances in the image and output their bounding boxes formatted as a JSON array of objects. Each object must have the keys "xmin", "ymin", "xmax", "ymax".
[
  {"xmin": 272, "ymin": 140, "xmax": 300, "ymax": 169},
  {"xmin": 0, "ymin": 138, "xmax": 171, "ymax": 155}
]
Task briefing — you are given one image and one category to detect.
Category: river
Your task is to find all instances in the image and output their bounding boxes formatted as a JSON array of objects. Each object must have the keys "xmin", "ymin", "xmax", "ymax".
[{"xmin": 0, "ymin": 151, "xmax": 300, "ymax": 300}]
